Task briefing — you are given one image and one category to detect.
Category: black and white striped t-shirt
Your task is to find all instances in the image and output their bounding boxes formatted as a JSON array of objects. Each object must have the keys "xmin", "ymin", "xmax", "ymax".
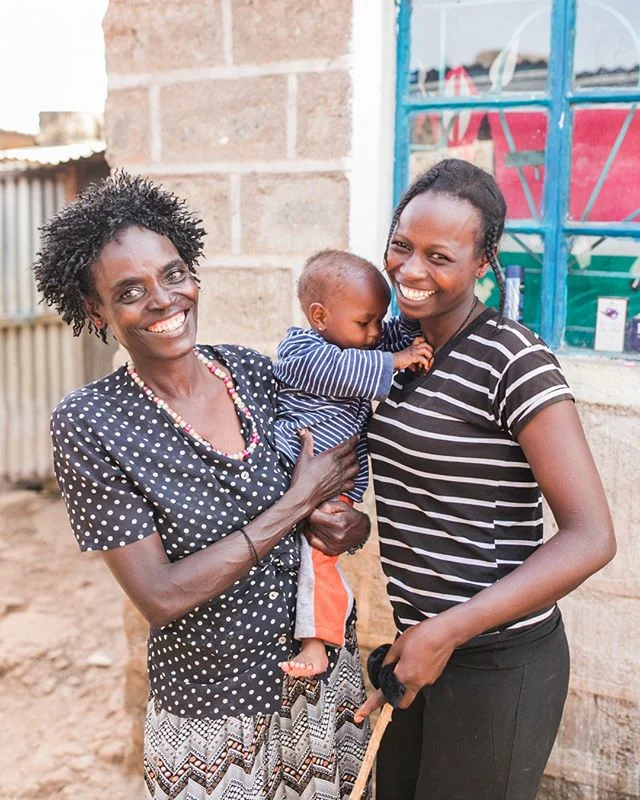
[{"xmin": 368, "ymin": 308, "xmax": 574, "ymax": 644}]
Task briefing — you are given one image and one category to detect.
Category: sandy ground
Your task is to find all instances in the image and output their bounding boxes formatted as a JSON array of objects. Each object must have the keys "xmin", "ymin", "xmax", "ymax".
[{"xmin": 0, "ymin": 491, "xmax": 143, "ymax": 799}]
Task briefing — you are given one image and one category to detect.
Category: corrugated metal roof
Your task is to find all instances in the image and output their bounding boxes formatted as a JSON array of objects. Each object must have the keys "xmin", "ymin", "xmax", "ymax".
[{"xmin": 0, "ymin": 139, "xmax": 105, "ymax": 167}]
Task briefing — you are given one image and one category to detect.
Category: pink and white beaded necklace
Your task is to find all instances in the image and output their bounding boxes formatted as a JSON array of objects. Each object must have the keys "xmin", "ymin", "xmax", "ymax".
[{"xmin": 126, "ymin": 348, "xmax": 260, "ymax": 461}]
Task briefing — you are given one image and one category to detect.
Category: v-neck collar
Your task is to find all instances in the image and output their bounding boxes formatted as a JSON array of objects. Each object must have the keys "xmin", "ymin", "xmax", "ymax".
[{"xmin": 398, "ymin": 307, "xmax": 496, "ymax": 401}]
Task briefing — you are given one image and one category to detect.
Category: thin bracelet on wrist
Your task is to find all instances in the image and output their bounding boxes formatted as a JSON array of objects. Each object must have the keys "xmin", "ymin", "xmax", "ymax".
[
  {"xmin": 347, "ymin": 515, "xmax": 371, "ymax": 555},
  {"xmin": 240, "ymin": 528, "xmax": 259, "ymax": 567}
]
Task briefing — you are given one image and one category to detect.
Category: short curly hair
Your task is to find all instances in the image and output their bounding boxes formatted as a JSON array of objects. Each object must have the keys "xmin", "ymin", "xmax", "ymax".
[{"xmin": 33, "ymin": 170, "xmax": 206, "ymax": 343}]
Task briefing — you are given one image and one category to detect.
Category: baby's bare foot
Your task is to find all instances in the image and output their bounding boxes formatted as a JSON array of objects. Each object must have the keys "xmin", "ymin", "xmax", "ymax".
[{"xmin": 279, "ymin": 638, "xmax": 329, "ymax": 677}]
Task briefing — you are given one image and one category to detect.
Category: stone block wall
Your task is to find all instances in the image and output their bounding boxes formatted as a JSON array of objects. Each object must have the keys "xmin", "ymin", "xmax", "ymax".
[{"xmin": 104, "ymin": 0, "xmax": 353, "ymax": 355}]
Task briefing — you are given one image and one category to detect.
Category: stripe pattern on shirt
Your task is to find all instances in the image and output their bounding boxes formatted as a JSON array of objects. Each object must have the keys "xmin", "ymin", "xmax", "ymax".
[
  {"xmin": 367, "ymin": 310, "xmax": 573, "ymax": 642},
  {"xmin": 274, "ymin": 318, "xmax": 418, "ymax": 501}
]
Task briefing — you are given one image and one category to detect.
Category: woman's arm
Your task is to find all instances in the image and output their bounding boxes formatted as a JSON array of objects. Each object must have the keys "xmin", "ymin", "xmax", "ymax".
[
  {"xmin": 103, "ymin": 433, "xmax": 358, "ymax": 628},
  {"xmin": 356, "ymin": 399, "xmax": 615, "ymax": 720}
]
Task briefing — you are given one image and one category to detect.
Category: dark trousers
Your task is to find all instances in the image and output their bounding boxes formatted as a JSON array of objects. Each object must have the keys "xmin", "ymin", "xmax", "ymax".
[{"xmin": 376, "ymin": 611, "xmax": 570, "ymax": 800}]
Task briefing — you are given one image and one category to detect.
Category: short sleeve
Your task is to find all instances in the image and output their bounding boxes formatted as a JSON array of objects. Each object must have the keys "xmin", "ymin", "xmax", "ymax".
[
  {"xmin": 51, "ymin": 409, "xmax": 157, "ymax": 552},
  {"xmin": 493, "ymin": 344, "xmax": 574, "ymax": 438}
]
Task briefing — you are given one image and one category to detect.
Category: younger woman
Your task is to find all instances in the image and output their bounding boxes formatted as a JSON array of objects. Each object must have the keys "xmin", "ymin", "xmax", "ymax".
[{"xmin": 355, "ymin": 159, "xmax": 615, "ymax": 800}]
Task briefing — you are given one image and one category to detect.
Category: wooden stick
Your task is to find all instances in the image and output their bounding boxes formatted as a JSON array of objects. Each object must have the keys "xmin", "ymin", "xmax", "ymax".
[{"xmin": 350, "ymin": 703, "xmax": 394, "ymax": 800}]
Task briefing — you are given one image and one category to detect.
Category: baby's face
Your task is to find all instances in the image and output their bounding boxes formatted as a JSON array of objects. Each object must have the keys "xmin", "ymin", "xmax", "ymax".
[{"xmin": 321, "ymin": 275, "xmax": 390, "ymax": 350}]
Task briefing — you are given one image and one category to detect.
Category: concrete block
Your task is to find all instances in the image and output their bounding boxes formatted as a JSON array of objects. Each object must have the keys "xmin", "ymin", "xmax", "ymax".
[
  {"xmin": 105, "ymin": 89, "xmax": 149, "ymax": 167},
  {"xmin": 241, "ymin": 173, "xmax": 349, "ymax": 255},
  {"xmin": 296, "ymin": 71, "xmax": 351, "ymax": 160},
  {"xmin": 160, "ymin": 77, "xmax": 287, "ymax": 162},
  {"xmin": 196, "ymin": 266, "xmax": 293, "ymax": 355},
  {"xmin": 231, "ymin": 0, "xmax": 352, "ymax": 64},
  {"xmin": 575, "ymin": 404, "xmax": 640, "ymax": 600},
  {"xmin": 104, "ymin": 0, "xmax": 225, "ymax": 73},
  {"xmin": 145, "ymin": 174, "xmax": 231, "ymax": 257},
  {"xmin": 546, "ymin": 689, "xmax": 640, "ymax": 797},
  {"xmin": 539, "ymin": 775, "xmax": 638, "ymax": 800},
  {"xmin": 558, "ymin": 588, "xmax": 640, "ymax": 702}
]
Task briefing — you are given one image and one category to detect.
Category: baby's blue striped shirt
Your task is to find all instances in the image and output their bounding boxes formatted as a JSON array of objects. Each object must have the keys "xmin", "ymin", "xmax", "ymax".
[{"xmin": 273, "ymin": 317, "xmax": 419, "ymax": 502}]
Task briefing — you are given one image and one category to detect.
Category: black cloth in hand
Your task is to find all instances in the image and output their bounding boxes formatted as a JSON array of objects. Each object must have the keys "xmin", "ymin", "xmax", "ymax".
[{"xmin": 367, "ymin": 644, "xmax": 406, "ymax": 708}]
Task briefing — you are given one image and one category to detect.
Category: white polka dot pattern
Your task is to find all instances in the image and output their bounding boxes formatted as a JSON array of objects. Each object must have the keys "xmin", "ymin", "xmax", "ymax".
[{"xmin": 51, "ymin": 345, "xmax": 307, "ymax": 720}]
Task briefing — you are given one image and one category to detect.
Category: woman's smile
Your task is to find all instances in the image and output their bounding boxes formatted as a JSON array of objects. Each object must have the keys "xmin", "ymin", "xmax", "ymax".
[
  {"xmin": 145, "ymin": 308, "xmax": 189, "ymax": 334},
  {"xmin": 395, "ymin": 283, "xmax": 438, "ymax": 303}
]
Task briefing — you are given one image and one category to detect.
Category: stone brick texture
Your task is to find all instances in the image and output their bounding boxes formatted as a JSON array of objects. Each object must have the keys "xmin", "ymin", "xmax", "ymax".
[
  {"xmin": 160, "ymin": 76, "xmax": 288, "ymax": 163},
  {"xmin": 296, "ymin": 70, "xmax": 351, "ymax": 159},
  {"xmin": 146, "ymin": 174, "xmax": 231, "ymax": 258},
  {"xmin": 104, "ymin": 89, "xmax": 149, "ymax": 165},
  {"xmin": 103, "ymin": 0, "xmax": 225, "ymax": 73},
  {"xmin": 197, "ymin": 267, "xmax": 294, "ymax": 356},
  {"xmin": 241, "ymin": 173, "xmax": 349, "ymax": 255},
  {"xmin": 545, "ymin": 689, "xmax": 640, "ymax": 798},
  {"xmin": 231, "ymin": 0, "xmax": 352, "ymax": 63}
]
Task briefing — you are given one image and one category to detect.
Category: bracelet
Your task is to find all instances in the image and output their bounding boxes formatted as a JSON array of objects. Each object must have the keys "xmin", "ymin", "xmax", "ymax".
[
  {"xmin": 240, "ymin": 528, "xmax": 260, "ymax": 567},
  {"xmin": 347, "ymin": 515, "xmax": 371, "ymax": 555}
]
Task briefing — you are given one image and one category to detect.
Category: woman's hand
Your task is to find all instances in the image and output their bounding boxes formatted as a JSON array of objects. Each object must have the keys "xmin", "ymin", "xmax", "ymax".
[
  {"xmin": 393, "ymin": 336, "xmax": 434, "ymax": 372},
  {"xmin": 354, "ymin": 615, "xmax": 456, "ymax": 722},
  {"xmin": 287, "ymin": 431, "xmax": 359, "ymax": 515},
  {"xmin": 306, "ymin": 500, "xmax": 370, "ymax": 556}
]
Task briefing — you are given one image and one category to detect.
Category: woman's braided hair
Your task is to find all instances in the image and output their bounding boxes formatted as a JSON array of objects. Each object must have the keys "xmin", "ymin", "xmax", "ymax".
[
  {"xmin": 33, "ymin": 171, "xmax": 206, "ymax": 343},
  {"xmin": 384, "ymin": 158, "xmax": 508, "ymax": 316}
]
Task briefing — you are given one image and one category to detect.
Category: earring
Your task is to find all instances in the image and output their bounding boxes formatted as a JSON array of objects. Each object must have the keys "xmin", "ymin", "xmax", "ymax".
[{"xmin": 95, "ymin": 320, "xmax": 103, "ymax": 328}]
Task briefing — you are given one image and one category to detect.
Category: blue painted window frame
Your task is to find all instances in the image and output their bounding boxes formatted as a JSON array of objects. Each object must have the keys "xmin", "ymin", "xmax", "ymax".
[{"xmin": 393, "ymin": 0, "xmax": 640, "ymax": 349}]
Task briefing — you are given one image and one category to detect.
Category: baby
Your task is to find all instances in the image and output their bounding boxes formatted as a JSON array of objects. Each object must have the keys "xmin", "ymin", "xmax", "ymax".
[{"xmin": 273, "ymin": 249, "xmax": 432, "ymax": 677}]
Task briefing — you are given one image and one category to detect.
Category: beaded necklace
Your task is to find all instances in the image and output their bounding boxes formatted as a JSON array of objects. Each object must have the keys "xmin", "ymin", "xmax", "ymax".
[{"xmin": 126, "ymin": 348, "xmax": 260, "ymax": 461}]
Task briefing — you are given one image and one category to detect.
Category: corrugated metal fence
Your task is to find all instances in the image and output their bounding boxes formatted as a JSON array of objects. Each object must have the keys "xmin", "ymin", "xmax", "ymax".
[{"xmin": 0, "ymin": 172, "xmax": 84, "ymax": 483}]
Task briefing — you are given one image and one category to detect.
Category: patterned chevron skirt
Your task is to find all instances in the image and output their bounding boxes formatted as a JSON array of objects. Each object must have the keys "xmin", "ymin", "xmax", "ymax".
[{"xmin": 143, "ymin": 641, "xmax": 370, "ymax": 799}]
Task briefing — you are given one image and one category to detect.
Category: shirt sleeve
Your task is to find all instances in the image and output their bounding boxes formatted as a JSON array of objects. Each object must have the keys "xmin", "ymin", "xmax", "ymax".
[
  {"xmin": 380, "ymin": 314, "xmax": 422, "ymax": 353},
  {"xmin": 273, "ymin": 334, "xmax": 394, "ymax": 401},
  {"xmin": 51, "ymin": 409, "xmax": 157, "ymax": 552},
  {"xmin": 493, "ymin": 343, "xmax": 574, "ymax": 438}
]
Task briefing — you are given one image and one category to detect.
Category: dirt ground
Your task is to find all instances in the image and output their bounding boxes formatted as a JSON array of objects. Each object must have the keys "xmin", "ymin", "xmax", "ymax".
[{"xmin": 0, "ymin": 490, "xmax": 143, "ymax": 799}]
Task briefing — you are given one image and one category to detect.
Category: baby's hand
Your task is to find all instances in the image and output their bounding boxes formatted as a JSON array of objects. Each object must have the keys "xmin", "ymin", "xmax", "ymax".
[{"xmin": 392, "ymin": 337, "xmax": 433, "ymax": 371}]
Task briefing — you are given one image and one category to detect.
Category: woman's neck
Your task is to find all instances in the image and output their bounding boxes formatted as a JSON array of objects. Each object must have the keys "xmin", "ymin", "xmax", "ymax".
[
  {"xmin": 129, "ymin": 347, "xmax": 207, "ymax": 402},
  {"xmin": 420, "ymin": 296, "xmax": 481, "ymax": 354}
]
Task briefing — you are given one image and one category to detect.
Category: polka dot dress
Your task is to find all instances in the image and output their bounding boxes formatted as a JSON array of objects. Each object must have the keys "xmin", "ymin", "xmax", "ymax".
[{"xmin": 51, "ymin": 345, "xmax": 305, "ymax": 721}]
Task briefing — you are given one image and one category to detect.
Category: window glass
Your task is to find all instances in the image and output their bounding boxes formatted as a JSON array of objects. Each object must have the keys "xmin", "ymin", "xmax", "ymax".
[
  {"xmin": 566, "ymin": 235, "xmax": 640, "ymax": 350},
  {"xmin": 409, "ymin": 0, "xmax": 551, "ymax": 98},
  {"xmin": 568, "ymin": 104, "xmax": 640, "ymax": 222},
  {"xmin": 409, "ymin": 108, "xmax": 547, "ymax": 220},
  {"xmin": 494, "ymin": 233, "xmax": 544, "ymax": 333},
  {"xmin": 573, "ymin": 0, "xmax": 640, "ymax": 91}
]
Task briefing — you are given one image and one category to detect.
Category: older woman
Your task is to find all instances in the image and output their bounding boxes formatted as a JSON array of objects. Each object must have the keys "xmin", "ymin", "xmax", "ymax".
[
  {"xmin": 34, "ymin": 172, "xmax": 370, "ymax": 799},
  {"xmin": 355, "ymin": 159, "xmax": 616, "ymax": 800}
]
